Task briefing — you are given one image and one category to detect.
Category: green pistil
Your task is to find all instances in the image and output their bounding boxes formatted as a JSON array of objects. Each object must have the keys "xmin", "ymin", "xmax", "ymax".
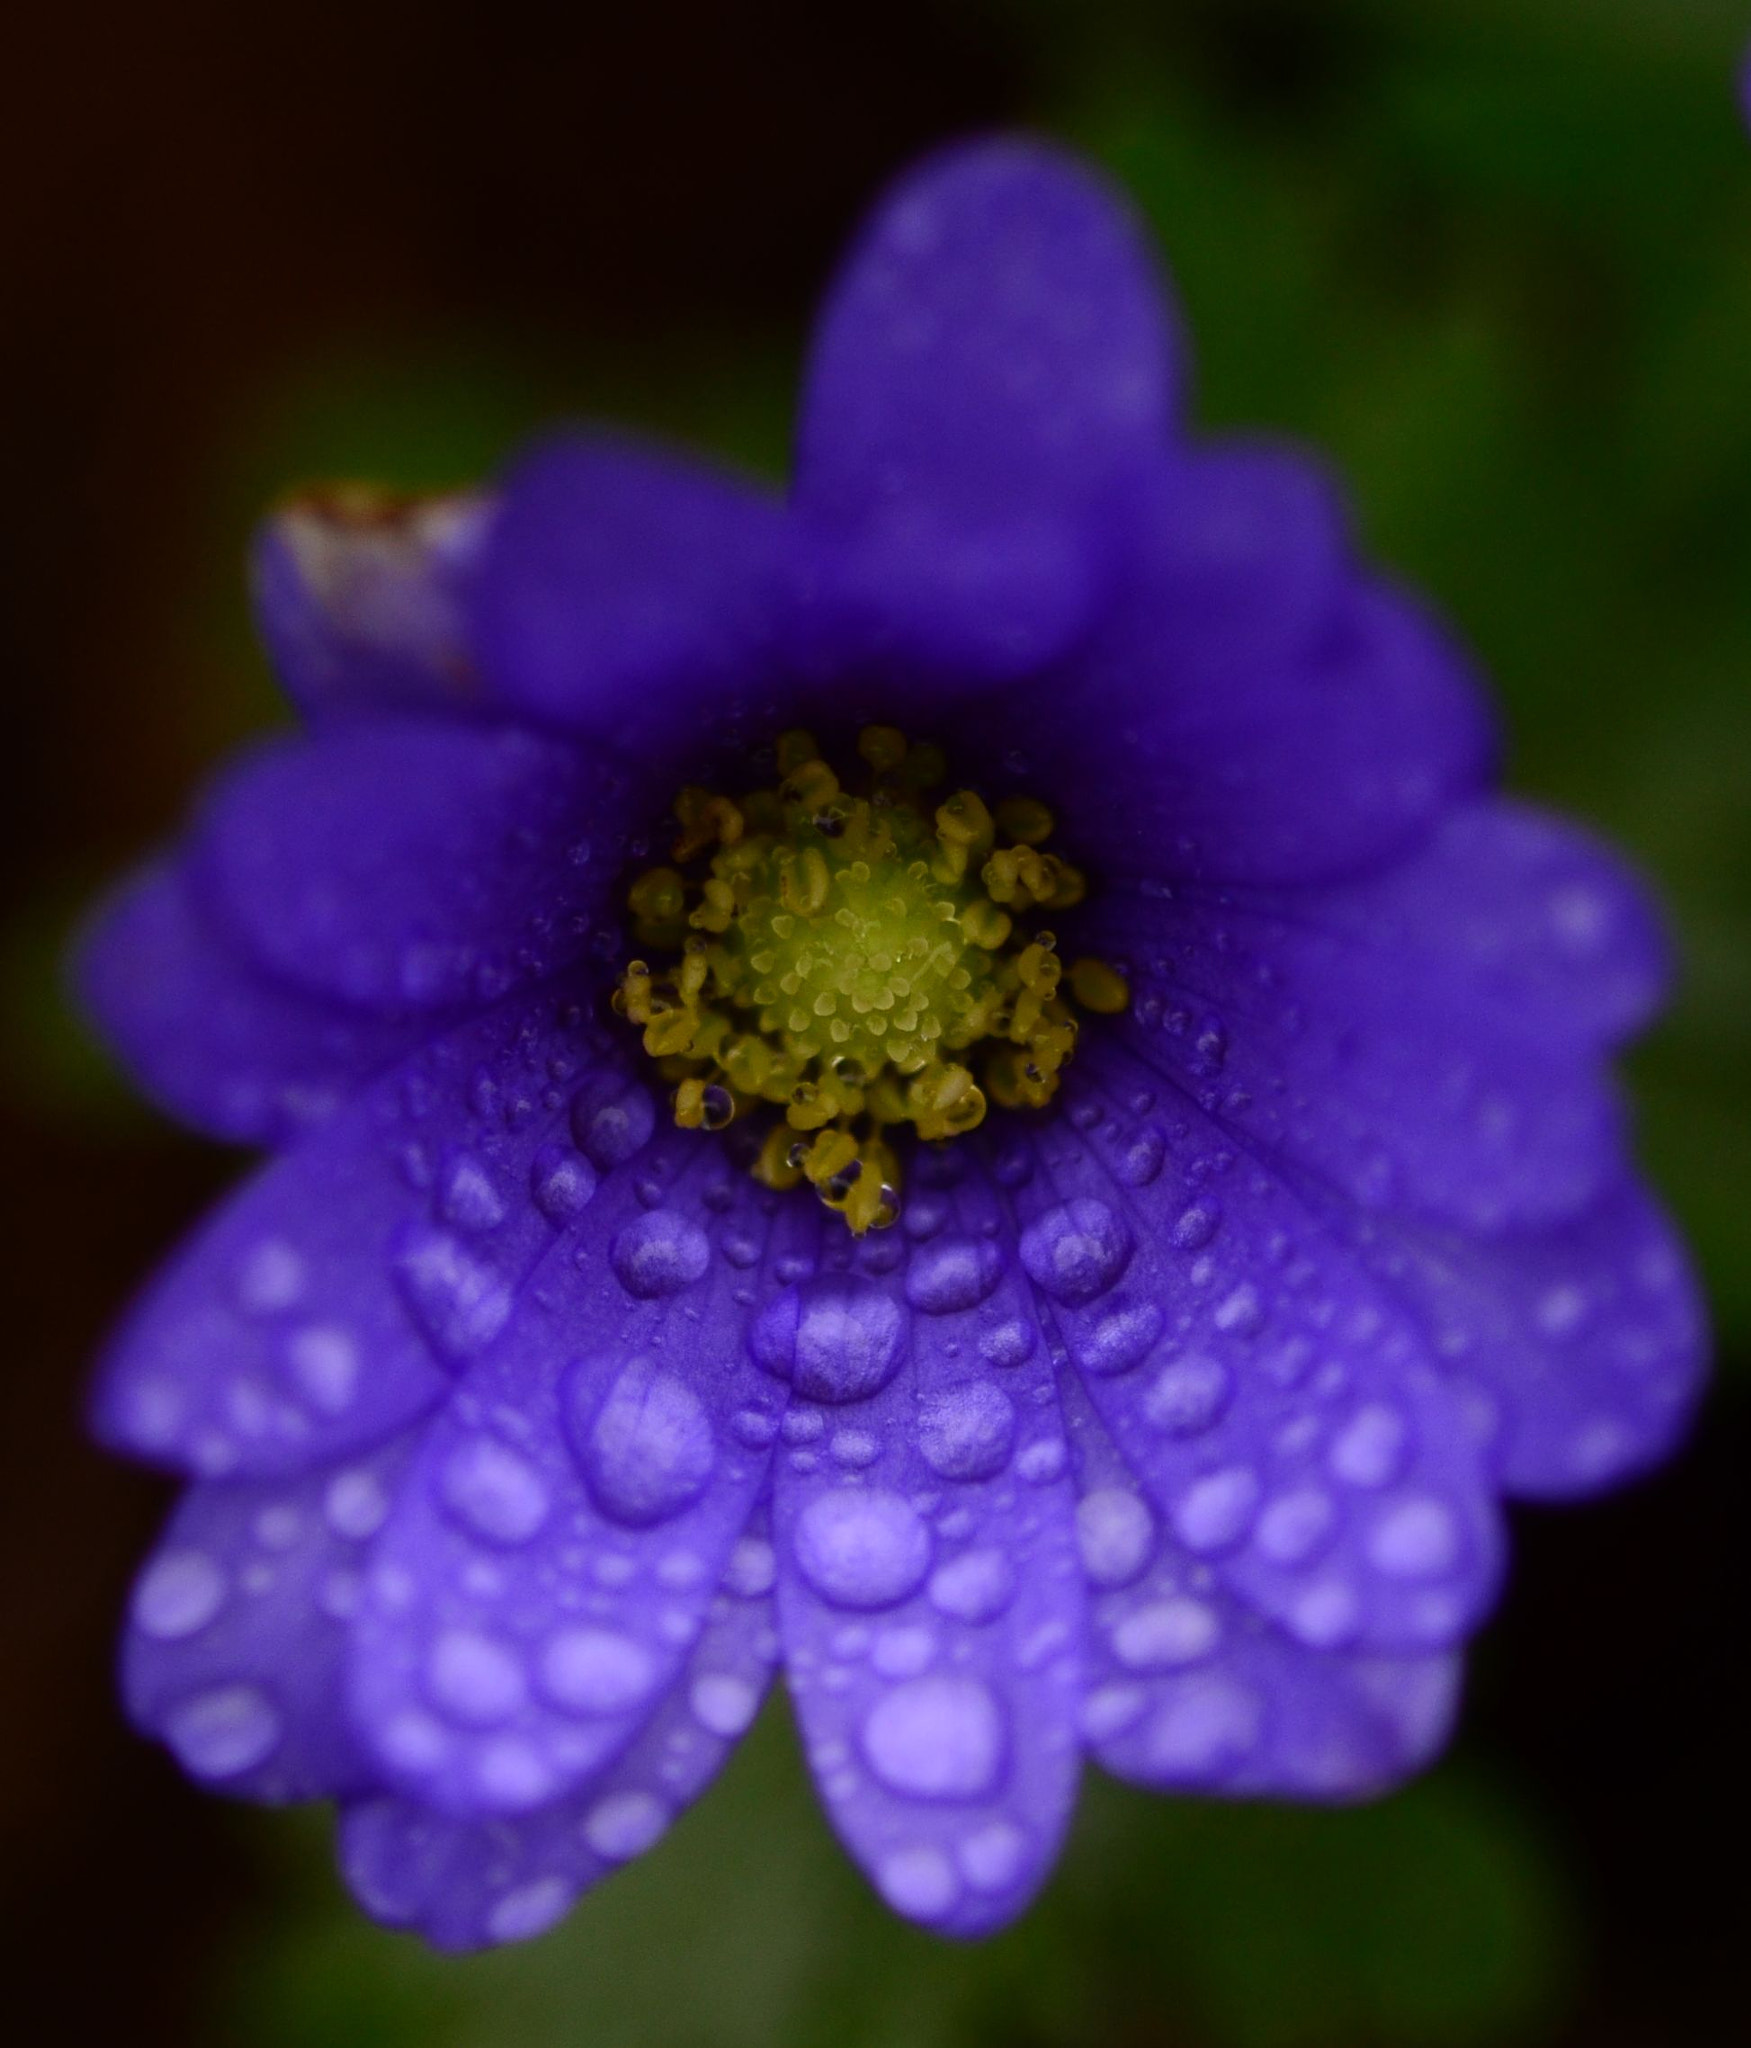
[{"xmin": 615, "ymin": 726, "xmax": 1124, "ymax": 1233}]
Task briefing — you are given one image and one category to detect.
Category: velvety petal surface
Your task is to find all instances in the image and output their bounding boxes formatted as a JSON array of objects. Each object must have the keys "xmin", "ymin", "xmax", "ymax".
[
  {"xmin": 252, "ymin": 491, "xmax": 493, "ymax": 721},
  {"xmin": 76, "ymin": 860, "xmax": 433, "ymax": 1146},
  {"xmin": 789, "ymin": 138, "xmax": 1178, "ymax": 683},
  {"xmin": 348, "ymin": 1143, "xmax": 785, "ymax": 1818},
  {"xmin": 1062, "ymin": 1375, "xmax": 1460, "ymax": 1799},
  {"xmin": 92, "ymin": 994, "xmax": 631, "ymax": 1477},
  {"xmin": 338, "ymin": 1525, "xmax": 779, "ymax": 1951},
  {"xmin": 471, "ymin": 435, "xmax": 789, "ymax": 748},
  {"xmin": 123, "ymin": 1432, "xmax": 417, "ymax": 1803},
  {"xmin": 1350, "ymin": 1180, "xmax": 1707, "ymax": 1500},
  {"xmin": 768, "ymin": 1163, "xmax": 1082, "ymax": 1937},
  {"xmin": 187, "ymin": 716, "xmax": 629, "ymax": 1015},
  {"xmin": 996, "ymin": 1057, "xmax": 1505, "ymax": 1658},
  {"xmin": 1039, "ymin": 574, "xmax": 1497, "ymax": 888}
]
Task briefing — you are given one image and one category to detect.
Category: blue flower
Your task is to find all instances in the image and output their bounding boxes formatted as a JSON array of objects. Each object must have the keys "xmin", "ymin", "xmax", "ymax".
[{"xmin": 80, "ymin": 138, "xmax": 1705, "ymax": 1949}]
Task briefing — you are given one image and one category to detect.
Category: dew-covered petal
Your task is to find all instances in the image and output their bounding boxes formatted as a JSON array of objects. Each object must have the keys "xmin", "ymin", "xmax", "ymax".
[
  {"xmin": 124, "ymin": 1433, "xmax": 416, "ymax": 1803},
  {"xmin": 1079, "ymin": 893, "xmax": 1623, "ymax": 1234},
  {"xmin": 1002, "ymin": 1064, "xmax": 1505, "ymax": 1657},
  {"xmin": 470, "ymin": 433, "xmax": 788, "ymax": 747},
  {"xmin": 338, "ymin": 1522, "xmax": 780, "ymax": 1951},
  {"xmin": 774, "ymin": 1171, "xmax": 1083, "ymax": 1937},
  {"xmin": 1232, "ymin": 798, "xmax": 1675, "ymax": 1050},
  {"xmin": 92, "ymin": 994, "xmax": 631, "ymax": 1478},
  {"xmin": 348, "ymin": 1156, "xmax": 785, "ymax": 1818},
  {"xmin": 1063, "ymin": 1376, "xmax": 1459, "ymax": 1799},
  {"xmin": 789, "ymin": 138, "xmax": 1176, "ymax": 684},
  {"xmin": 251, "ymin": 490, "xmax": 493, "ymax": 722},
  {"xmin": 188, "ymin": 716, "xmax": 628, "ymax": 1014},
  {"xmin": 75, "ymin": 860, "xmax": 432, "ymax": 1146},
  {"xmin": 1351, "ymin": 1180, "xmax": 1707, "ymax": 1500},
  {"xmin": 1045, "ymin": 575, "xmax": 1497, "ymax": 889}
]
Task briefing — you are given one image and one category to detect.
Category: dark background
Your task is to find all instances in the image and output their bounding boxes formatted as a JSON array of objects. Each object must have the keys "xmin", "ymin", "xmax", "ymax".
[{"xmin": 3, "ymin": 3, "xmax": 1748, "ymax": 2043}]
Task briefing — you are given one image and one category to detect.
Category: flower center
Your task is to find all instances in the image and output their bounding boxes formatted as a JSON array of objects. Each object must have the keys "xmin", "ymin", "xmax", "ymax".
[{"xmin": 615, "ymin": 726, "xmax": 1128, "ymax": 1232}]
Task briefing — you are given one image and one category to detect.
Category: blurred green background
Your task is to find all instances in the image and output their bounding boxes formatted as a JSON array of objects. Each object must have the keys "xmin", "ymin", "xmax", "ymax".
[{"xmin": 2, "ymin": 2, "xmax": 1746, "ymax": 2044}]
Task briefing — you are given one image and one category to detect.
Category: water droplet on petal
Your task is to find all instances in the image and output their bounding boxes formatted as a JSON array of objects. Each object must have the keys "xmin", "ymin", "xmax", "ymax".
[
  {"xmin": 582, "ymin": 1788, "xmax": 669, "ymax": 1860},
  {"xmin": 425, "ymin": 1628, "xmax": 527, "ymax": 1728},
  {"xmin": 611, "ymin": 1210, "xmax": 710, "ymax": 1298},
  {"xmin": 439, "ymin": 1435, "xmax": 552, "ymax": 1546},
  {"xmin": 958, "ymin": 1819, "xmax": 1027, "ymax": 1893},
  {"xmin": 1142, "ymin": 1356, "xmax": 1232, "ymax": 1437},
  {"xmin": 438, "ymin": 1152, "xmax": 507, "ymax": 1233},
  {"xmin": 570, "ymin": 1358, "xmax": 716, "ymax": 1527},
  {"xmin": 862, "ymin": 1674, "xmax": 1005, "ymax": 1800},
  {"xmin": 133, "ymin": 1551, "xmax": 225, "ymax": 1640},
  {"xmin": 1171, "ymin": 1467, "xmax": 1260, "ymax": 1554},
  {"xmin": 1329, "ymin": 1404, "xmax": 1410, "ymax": 1489},
  {"xmin": 324, "ymin": 1467, "xmax": 390, "ymax": 1540},
  {"xmin": 1112, "ymin": 1597, "xmax": 1221, "ymax": 1671},
  {"xmin": 538, "ymin": 1626, "xmax": 656, "ymax": 1715},
  {"xmin": 785, "ymin": 1280, "xmax": 908, "ymax": 1404},
  {"xmin": 917, "ymin": 1382, "xmax": 1017, "ymax": 1482},
  {"xmin": 1368, "ymin": 1497, "xmax": 1460, "ymax": 1579},
  {"xmin": 904, "ymin": 1236, "xmax": 1005, "ymax": 1316},
  {"xmin": 570, "ymin": 1075, "xmax": 656, "ymax": 1169},
  {"xmin": 165, "ymin": 1684, "xmax": 281, "ymax": 1779},
  {"xmin": 927, "ymin": 1546, "xmax": 1015, "ymax": 1623},
  {"xmin": 1075, "ymin": 1488, "xmax": 1155, "ymax": 1588},
  {"xmin": 283, "ymin": 1325, "xmax": 360, "ymax": 1414},
  {"xmin": 691, "ymin": 1671, "xmax": 761, "ymax": 1737},
  {"xmin": 531, "ymin": 1142, "xmax": 598, "ymax": 1223},
  {"xmin": 1073, "ymin": 1301, "xmax": 1164, "ymax": 1377},
  {"xmin": 487, "ymin": 1874, "xmax": 573, "ymax": 1943},
  {"xmin": 1019, "ymin": 1200, "xmax": 1132, "ymax": 1305},
  {"xmin": 876, "ymin": 1843, "xmax": 960, "ymax": 1920},
  {"xmin": 394, "ymin": 1227, "xmax": 512, "ymax": 1363},
  {"xmin": 794, "ymin": 1487, "xmax": 931, "ymax": 1609}
]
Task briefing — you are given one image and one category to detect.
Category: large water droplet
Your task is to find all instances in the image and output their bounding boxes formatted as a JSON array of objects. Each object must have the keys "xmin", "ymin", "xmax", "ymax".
[
  {"xmin": 165, "ymin": 1684, "xmax": 282, "ymax": 1779},
  {"xmin": 1112, "ymin": 1597, "xmax": 1221, "ymax": 1671},
  {"xmin": 570, "ymin": 1075, "xmax": 656, "ymax": 1169},
  {"xmin": 611, "ymin": 1210, "xmax": 711, "ymax": 1299},
  {"xmin": 1368, "ymin": 1497, "xmax": 1460, "ymax": 1579},
  {"xmin": 283, "ymin": 1324, "xmax": 360, "ymax": 1414},
  {"xmin": 917, "ymin": 1382, "xmax": 1016, "ymax": 1482},
  {"xmin": 486, "ymin": 1874, "xmax": 573, "ymax": 1944},
  {"xmin": 570, "ymin": 1358, "xmax": 716, "ymax": 1526},
  {"xmin": 1019, "ymin": 1200, "xmax": 1132, "ymax": 1305},
  {"xmin": 793, "ymin": 1487, "xmax": 931, "ymax": 1609},
  {"xmin": 581, "ymin": 1788, "xmax": 669, "ymax": 1860},
  {"xmin": 1073, "ymin": 1301, "xmax": 1163, "ymax": 1377},
  {"xmin": 538, "ymin": 1626, "xmax": 656, "ymax": 1715},
  {"xmin": 1142, "ymin": 1356, "xmax": 1232, "ymax": 1437},
  {"xmin": 531, "ymin": 1142, "xmax": 598, "ymax": 1223},
  {"xmin": 132, "ymin": 1551, "xmax": 225, "ymax": 1640},
  {"xmin": 691, "ymin": 1671, "xmax": 761, "ymax": 1737},
  {"xmin": 438, "ymin": 1152, "xmax": 508, "ymax": 1233},
  {"xmin": 439, "ymin": 1435, "xmax": 552, "ymax": 1546},
  {"xmin": 425, "ymin": 1628, "xmax": 527, "ymax": 1728},
  {"xmin": 927, "ymin": 1546, "xmax": 1015, "ymax": 1623},
  {"xmin": 861, "ymin": 1674, "xmax": 1005, "ymax": 1800},
  {"xmin": 904, "ymin": 1236, "xmax": 1004, "ymax": 1316},
  {"xmin": 394, "ymin": 1227, "xmax": 512, "ymax": 1363},
  {"xmin": 762, "ymin": 1279, "xmax": 908, "ymax": 1405},
  {"xmin": 1075, "ymin": 1487, "xmax": 1155, "ymax": 1589}
]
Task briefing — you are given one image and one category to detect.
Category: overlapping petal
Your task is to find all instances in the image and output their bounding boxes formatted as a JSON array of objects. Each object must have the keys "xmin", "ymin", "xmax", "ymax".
[
  {"xmin": 92, "ymin": 994, "xmax": 638, "ymax": 1477},
  {"xmin": 186, "ymin": 715, "xmax": 629, "ymax": 1014},
  {"xmin": 471, "ymin": 435, "xmax": 789, "ymax": 749},
  {"xmin": 1062, "ymin": 1376, "xmax": 1460, "ymax": 1800},
  {"xmin": 122, "ymin": 1435, "xmax": 418, "ymax": 1804},
  {"xmin": 339, "ymin": 1517, "xmax": 780, "ymax": 1951},
  {"xmin": 770, "ymin": 1166, "xmax": 1082, "ymax": 1936},
  {"xmin": 998, "ymin": 1057, "xmax": 1506, "ymax": 1659},
  {"xmin": 348, "ymin": 1148, "xmax": 785, "ymax": 1817},
  {"xmin": 252, "ymin": 490, "xmax": 494, "ymax": 722},
  {"xmin": 76, "ymin": 860, "xmax": 432, "ymax": 1145}
]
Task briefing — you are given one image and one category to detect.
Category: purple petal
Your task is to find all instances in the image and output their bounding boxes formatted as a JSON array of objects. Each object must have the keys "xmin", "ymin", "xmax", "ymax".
[
  {"xmin": 124, "ymin": 1432, "xmax": 416, "ymax": 1802},
  {"xmin": 1351, "ymin": 1180, "xmax": 1707, "ymax": 1500},
  {"xmin": 187, "ymin": 715, "xmax": 628, "ymax": 1015},
  {"xmin": 347, "ymin": 1153, "xmax": 784, "ymax": 1818},
  {"xmin": 75, "ymin": 860, "xmax": 431, "ymax": 1145},
  {"xmin": 1063, "ymin": 1376, "xmax": 1459, "ymax": 1799},
  {"xmin": 999, "ymin": 1060, "xmax": 1505, "ymax": 1657},
  {"xmin": 92, "ymin": 994, "xmax": 631, "ymax": 1477},
  {"xmin": 251, "ymin": 490, "xmax": 493, "ymax": 721},
  {"xmin": 1079, "ymin": 919, "xmax": 1621, "ymax": 1238},
  {"xmin": 470, "ymin": 433, "xmax": 788, "ymax": 745},
  {"xmin": 1043, "ymin": 575, "xmax": 1497, "ymax": 888},
  {"xmin": 338, "ymin": 1517, "xmax": 779, "ymax": 1951},
  {"xmin": 789, "ymin": 138, "xmax": 1178, "ymax": 683},
  {"xmin": 1231, "ymin": 799, "xmax": 1675, "ymax": 1050},
  {"xmin": 796, "ymin": 137, "xmax": 1177, "ymax": 535},
  {"xmin": 774, "ymin": 1168, "xmax": 1083, "ymax": 1938}
]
